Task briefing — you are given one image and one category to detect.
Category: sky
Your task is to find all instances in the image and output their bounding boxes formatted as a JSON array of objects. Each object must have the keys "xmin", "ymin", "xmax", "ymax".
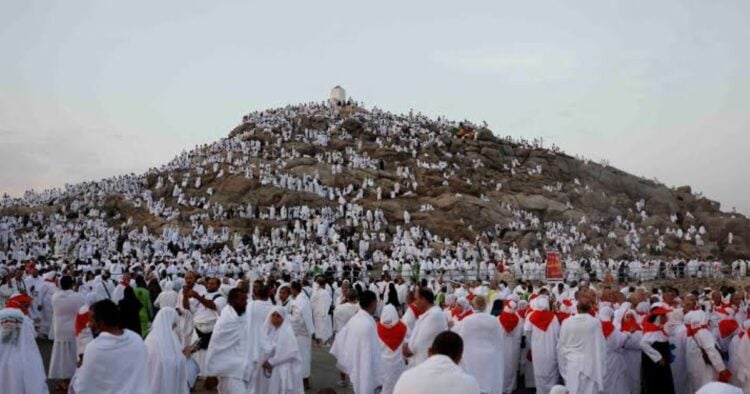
[{"xmin": 1, "ymin": 1, "xmax": 748, "ymax": 214}]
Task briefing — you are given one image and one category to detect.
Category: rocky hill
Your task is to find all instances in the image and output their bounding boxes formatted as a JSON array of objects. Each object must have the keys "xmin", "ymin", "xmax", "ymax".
[{"xmin": 2, "ymin": 100, "xmax": 748, "ymax": 264}]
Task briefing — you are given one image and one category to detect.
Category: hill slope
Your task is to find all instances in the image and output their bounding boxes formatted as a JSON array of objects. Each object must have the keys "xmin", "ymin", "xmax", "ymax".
[{"xmin": 2, "ymin": 101, "xmax": 748, "ymax": 264}]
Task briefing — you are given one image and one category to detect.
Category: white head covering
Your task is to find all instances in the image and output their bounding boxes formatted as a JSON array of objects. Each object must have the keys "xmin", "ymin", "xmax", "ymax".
[
  {"xmin": 0, "ymin": 308, "xmax": 48, "ymax": 394},
  {"xmin": 696, "ymin": 382, "xmax": 743, "ymax": 394},
  {"xmin": 85, "ymin": 292, "xmax": 98, "ymax": 307},
  {"xmin": 636, "ymin": 301, "xmax": 650, "ymax": 314},
  {"xmin": 162, "ymin": 280, "xmax": 174, "ymax": 292},
  {"xmin": 456, "ymin": 298, "xmax": 471, "ymax": 311},
  {"xmin": 685, "ymin": 310, "xmax": 707, "ymax": 329},
  {"xmin": 144, "ymin": 307, "xmax": 186, "ymax": 394},
  {"xmin": 380, "ymin": 304, "xmax": 399, "ymax": 328},
  {"xmin": 668, "ymin": 308, "xmax": 685, "ymax": 324},
  {"xmin": 259, "ymin": 305, "xmax": 301, "ymax": 388},
  {"xmin": 550, "ymin": 385, "xmax": 569, "ymax": 394},
  {"xmin": 599, "ymin": 306, "xmax": 614, "ymax": 322},
  {"xmin": 532, "ymin": 296, "xmax": 550, "ymax": 311}
]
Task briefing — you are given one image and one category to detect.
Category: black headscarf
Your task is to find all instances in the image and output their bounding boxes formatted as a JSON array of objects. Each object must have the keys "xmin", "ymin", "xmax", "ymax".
[{"xmin": 118, "ymin": 286, "xmax": 142, "ymax": 336}]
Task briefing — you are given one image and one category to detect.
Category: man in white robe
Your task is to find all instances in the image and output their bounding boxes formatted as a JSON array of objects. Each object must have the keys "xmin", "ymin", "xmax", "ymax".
[
  {"xmin": 246, "ymin": 283, "xmax": 274, "ymax": 385},
  {"xmin": 394, "ymin": 330, "xmax": 480, "ymax": 394},
  {"xmin": 403, "ymin": 287, "xmax": 448, "ymax": 366},
  {"xmin": 557, "ymin": 295, "xmax": 605, "ymax": 394},
  {"xmin": 48, "ymin": 275, "xmax": 86, "ymax": 382},
  {"xmin": 71, "ymin": 299, "xmax": 149, "ymax": 394},
  {"xmin": 205, "ymin": 288, "xmax": 254, "ymax": 394},
  {"xmin": 289, "ymin": 281, "xmax": 314, "ymax": 390},
  {"xmin": 333, "ymin": 290, "xmax": 361, "ymax": 386},
  {"xmin": 311, "ymin": 277, "xmax": 333, "ymax": 344},
  {"xmin": 38, "ymin": 271, "xmax": 57, "ymax": 338},
  {"xmin": 0, "ymin": 307, "xmax": 48, "ymax": 394},
  {"xmin": 454, "ymin": 295, "xmax": 504, "ymax": 394},
  {"xmin": 331, "ymin": 290, "xmax": 383, "ymax": 394},
  {"xmin": 189, "ymin": 277, "xmax": 227, "ymax": 379}
]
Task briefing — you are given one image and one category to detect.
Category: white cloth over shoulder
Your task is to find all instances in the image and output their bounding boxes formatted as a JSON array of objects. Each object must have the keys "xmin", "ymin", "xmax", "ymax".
[
  {"xmin": 311, "ymin": 287, "xmax": 333, "ymax": 342},
  {"xmin": 49, "ymin": 289, "xmax": 85, "ymax": 379},
  {"xmin": 696, "ymin": 382, "xmax": 743, "ymax": 394},
  {"xmin": 145, "ymin": 307, "xmax": 188, "ymax": 394},
  {"xmin": 557, "ymin": 313, "xmax": 606, "ymax": 394},
  {"xmin": 331, "ymin": 309, "xmax": 383, "ymax": 394},
  {"xmin": 71, "ymin": 329, "xmax": 149, "ymax": 394},
  {"xmin": 253, "ymin": 306, "xmax": 304, "ymax": 394},
  {"xmin": 393, "ymin": 354, "xmax": 480, "ymax": 394},
  {"xmin": 204, "ymin": 304, "xmax": 253, "ymax": 381},
  {"xmin": 408, "ymin": 306, "xmax": 448, "ymax": 366},
  {"xmin": 454, "ymin": 312, "xmax": 504, "ymax": 394}
]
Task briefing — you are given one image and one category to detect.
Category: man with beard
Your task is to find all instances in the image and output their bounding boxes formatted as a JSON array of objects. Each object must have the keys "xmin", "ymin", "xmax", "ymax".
[{"xmin": 179, "ymin": 273, "xmax": 226, "ymax": 390}]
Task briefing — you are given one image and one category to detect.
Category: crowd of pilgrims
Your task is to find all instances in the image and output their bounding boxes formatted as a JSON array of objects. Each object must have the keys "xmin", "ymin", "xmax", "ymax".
[
  {"xmin": 3, "ymin": 255, "xmax": 750, "ymax": 394},
  {"xmin": 1, "ymin": 101, "xmax": 748, "ymax": 394},
  {"xmin": 1, "ymin": 102, "xmax": 740, "ymax": 280}
]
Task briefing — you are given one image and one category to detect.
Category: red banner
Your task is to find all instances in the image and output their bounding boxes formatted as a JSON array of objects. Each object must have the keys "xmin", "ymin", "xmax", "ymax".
[{"xmin": 546, "ymin": 251, "xmax": 563, "ymax": 281}]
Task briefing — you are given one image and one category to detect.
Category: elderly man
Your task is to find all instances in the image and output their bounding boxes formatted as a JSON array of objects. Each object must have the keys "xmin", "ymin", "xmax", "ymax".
[{"xmin": 48, "ymin": 276, "xmax": 86, "ymax": 389}]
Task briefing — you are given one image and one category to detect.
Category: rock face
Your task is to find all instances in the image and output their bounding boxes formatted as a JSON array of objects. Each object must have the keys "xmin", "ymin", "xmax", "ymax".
[{"xmin": 2, "ymin": 102, "xmax": 749, "ymax": 262}]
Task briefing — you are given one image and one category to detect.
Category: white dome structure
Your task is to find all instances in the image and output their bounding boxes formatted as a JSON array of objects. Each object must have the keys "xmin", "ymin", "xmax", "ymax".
[{"xmin": 328, "ymin": 85, "xmax": 347, "ymax": 107}]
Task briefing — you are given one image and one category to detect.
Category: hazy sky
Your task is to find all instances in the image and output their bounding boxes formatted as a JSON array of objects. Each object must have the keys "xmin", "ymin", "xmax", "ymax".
[{"xmin": 1, "ymin": 1, "xmax": 748, "ymax": 214}]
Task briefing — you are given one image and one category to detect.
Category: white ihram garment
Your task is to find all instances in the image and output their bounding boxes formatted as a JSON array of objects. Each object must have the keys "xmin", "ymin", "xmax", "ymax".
[
  {"xmin": 311, "ymin": 288, "xmax": 333, "ymax": 342},
  {"xmin": 204, "ymin": 304, "xmax": 254, "ymax": 394},
  {"xmin": 0, "ymin": 308, "xmax": 48, "ymax": 394},
  {"xmin": 556, "ymin": 313, "xmax": 605, "ymax": 394},
  {"xmin": 455, "ymin": 311, "xmax": 504, "ymax": 394},
  {"xmin": 393, "ymin": 354, "xmax": 480, "ymax": 394},
  {"xmin": 71, "ymin": 329, "xmax": 149, "ymax": 394},
  {"xmin": 49, "ymin": 289, "xmax": 85, "ymax": 379},
  {"xmin": 288, "ymin": 294, "xmax": 314, "ymax": 378},
  {"xmin": 145, "ymin": 307, "xmax": 188, "ymax": 394},
  {"xmin": 331, "ymin": 309, "xmax": 383, "ymax": 394},
  {"xmin": 252, "ymin": 306, "xmax": 304, "ymax": 394},
  {"xmin": 407, "ymin": 306, "xmax": 448, "ymax": 367}
]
